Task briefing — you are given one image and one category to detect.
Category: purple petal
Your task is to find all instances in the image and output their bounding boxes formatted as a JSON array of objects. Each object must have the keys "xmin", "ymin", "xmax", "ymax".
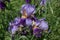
[
  {"xmin": 40, "ymin": 0, "xmax": 46, "ymax": 6},
  {"xmin": 33, "ymin": 28, "xmax": 42, "ymax": 38},
  {"xmin": 25, "ymin": 0, "xmax": 31, "ymax": 3},
  {"xmin": 26, "ymin": 18, "xmax": 32, "ymax": 26},
  {"xmin": 35, "ymin": 20, "xmax": 40, "ymax": 26},
  {"xmin": 11, "ymin": 26, "xmax": 18, "ymax": 34},
  {"xmin": 39, "ymin": 20, "xmax": 48, "ymax": 31},
  {"xmin": 13, "ymin": 17, "xmax": 21, "ymax": 25},
  {"xmin": 0, "ymin": 2, "xmax": 6, "ymax": 10},
  {"xmin": 20, "ymin": 18, "xmax": 26, "ymax": 26},
  {"xmin": 21, "ymin": 4, "xmax": 36, "ymax": 16}
]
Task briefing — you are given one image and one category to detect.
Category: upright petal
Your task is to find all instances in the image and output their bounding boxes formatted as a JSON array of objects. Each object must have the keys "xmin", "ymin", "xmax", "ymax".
[
  {"xmin": 25, "ymin": 0, "xmax": 31, "ymax": 3},
  {"xmin": 40, "ymin": 0, "xmax": 46, "ymax": 6},
  {"xmin": 20, "ymin": 4, "xmax": 36, "ymax": 17}
]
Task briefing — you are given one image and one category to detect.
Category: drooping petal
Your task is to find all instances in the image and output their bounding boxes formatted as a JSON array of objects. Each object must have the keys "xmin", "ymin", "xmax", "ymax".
[
  {"xmin": 33, "ymin": 27, "xmax": 42, "ymax": 38},
  {"xmin": 20, "ymin": 18, "xmax": 26, "ymax": 26},
  {"xmin": 39, "ymin": 19, "xmax": 48, "ymax": 31},
  {"xmin": 11, "ymin": 26, "xmax": 18, "ymax": 35},
  {"xmin": 26, "ymin": 18, "xmax": 32, "ymax": 26}
]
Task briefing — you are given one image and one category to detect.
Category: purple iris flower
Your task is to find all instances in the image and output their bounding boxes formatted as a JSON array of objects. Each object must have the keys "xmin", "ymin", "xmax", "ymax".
[
  {"xmin": 40, "ymin": 0, "xmax": 46, "ymax": 6},
  {"xmin": 39, "ymin": 18, "xmax": 48, "ymax": 31},
  {"xmin": 21, "ymin": 4, "xmax": 36, "ymax": 17},
  {"xmin": 0, "ymin": 0, "xmax": 10, "ymax": 10},
  {"xmin": 40, "ymin": 0, "xmax": 46, "ymax": 13},
  {"xmin": 26, "ymin": 18, "xmax": 32, "ymax": 26},
  {"xmin": 25, "ymin": 0, "xmax": 31, "ymax": 3},
  {"xmin": 8, "ymin": 17, "xmax": 20, "ymax": 33},
  {"xmin": 0, "ymin": 2, "xmax": 6, "ymax": 10},
  {"xmin": 33, "ymin": 28, "xmax": 42, "ymax": 38}
]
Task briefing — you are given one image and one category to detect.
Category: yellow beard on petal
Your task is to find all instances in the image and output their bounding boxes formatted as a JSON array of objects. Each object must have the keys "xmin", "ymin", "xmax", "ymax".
[
  {"xmin": 22, "ymin": 15, "xmax": 27, "ymax": 18},
  {"xmin": 32, "ymin": 21, "xmax": 36, "ymax": 26},
  {"xmin": 32, "ymin": 20, "xmax": 38, "ymax": 29},
  {"xmin": 22, "ymin": 10, "xmax": 27, "ymax": 18},
  {"xmin": 18, "ymin": 25, "xmax": 24, "ymax": 31}
]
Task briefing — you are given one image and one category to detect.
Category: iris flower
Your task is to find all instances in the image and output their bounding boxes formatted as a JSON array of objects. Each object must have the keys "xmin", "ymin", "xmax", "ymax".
[
  {"xmin": 25, "ymin": 0, "xmax": 31, "ymax": 3},
  {"xmin": 40, "ymin": 0, "xmax": 46, "ymax": 6},
  {"xmin": 32, "ymin": 20, "xmax": 42, "ymax": 38},
  {"xmin": 0, "ymin": 2, "xmax": 6, "ymax": 10},
  {"xmin": 8, "ymin": 17, "xmax": 20, "ymax": 35},
  {"xmin": 8, "ymin": 23, "xmax": 18, "ymax": 36},
  {"xmin": 40, "ymin": 0, "xmax": 46, "ymax": 13},
  {"xmin": 0, "ymin": 0, "xmax": 10, "ymax": 10}
]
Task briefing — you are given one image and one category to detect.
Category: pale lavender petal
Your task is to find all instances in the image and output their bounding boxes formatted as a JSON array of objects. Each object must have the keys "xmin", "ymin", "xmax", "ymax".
[
  {"xmin": 11, "ymin": 26, "xmax": 18, "ymax": 34},
  {"xmin": 26, "ymin": 18, "xmax": 32, "ymax": 26},
  {"xmin": 39, "ymin": 20, "xmax": 48, "ymax": 31},
  {"xmin": 35, "ymin": 20, "xmax": 40, "ymax": 26},
  {"xmin": 21, "ymin": 4, "xmax": 36, "ymax": 16}
]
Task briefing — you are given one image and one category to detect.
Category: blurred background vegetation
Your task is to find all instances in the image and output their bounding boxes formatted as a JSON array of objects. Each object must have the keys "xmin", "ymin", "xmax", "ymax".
[{"xmin": 0, "ymin": 0, "xmax": 60, "ymax": 40}]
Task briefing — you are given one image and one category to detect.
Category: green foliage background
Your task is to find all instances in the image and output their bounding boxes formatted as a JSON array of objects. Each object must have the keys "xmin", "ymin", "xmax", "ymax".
[{"xmin": 0, "ymin": 0, "xmax": 60, "ymax": 40}]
